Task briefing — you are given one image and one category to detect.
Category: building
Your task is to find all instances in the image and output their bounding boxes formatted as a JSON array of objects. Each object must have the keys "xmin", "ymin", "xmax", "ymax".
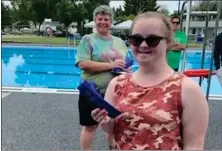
[{"xmin": 182, "ymin": 11, "xmax": 222, "ymax": 41}]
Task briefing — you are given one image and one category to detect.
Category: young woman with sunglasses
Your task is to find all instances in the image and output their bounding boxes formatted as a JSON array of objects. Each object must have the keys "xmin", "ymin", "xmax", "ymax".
[
  {"xmin": 167, "ymin": 16, "xmax": 187, "ymax": 71},
  {"xmin": 91, "ymin": 12, "xmax": 209, "ymax": 150}
]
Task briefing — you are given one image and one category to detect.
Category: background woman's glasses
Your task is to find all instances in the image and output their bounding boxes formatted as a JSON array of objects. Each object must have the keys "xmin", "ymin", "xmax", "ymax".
[{"xmin": 171, "ymin": 21, "xmax": 180, "ymax": 25}]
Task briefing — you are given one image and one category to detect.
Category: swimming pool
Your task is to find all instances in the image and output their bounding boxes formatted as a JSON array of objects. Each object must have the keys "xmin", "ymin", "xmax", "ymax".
[{"xmin": 2, "ymin": 45, "xmax": 222, "ymax": 95}]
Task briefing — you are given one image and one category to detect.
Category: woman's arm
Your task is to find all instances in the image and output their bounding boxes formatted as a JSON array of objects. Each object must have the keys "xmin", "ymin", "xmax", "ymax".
[
  {"xmin": 99, "ymin": 77, "xmax": 118, "ymax": 134},
  {"xmin": 167, "ymin": 42, "xmax": 177, "ymax": 50},
  {"xmin": 78, "ymin": 60, "xmax": 113, "ymax": 73},
  {"xmin": 181, "ymin": 77, "xmax": 209, "ymax": 150},
  {"xmin": 78, "ymin": 59, "xmax": 126, "ymax": 73},
  {"xmin": 168, "ymin": 42, "xmax": 186, "ymax": 51},
  {"xmin": 76, "ymin": 36, "xmax": 126, "ymax": 73},
  {"xmin": 171, "ymin": 44, "xmax": 186, "ymax": 51},
  {"xmin": 168, "ymin": 33, "xmax": 187, "ymax": 51},
  {"xmin": 76, "ymin": 35, "xmax": 116, "ymax": 73}
]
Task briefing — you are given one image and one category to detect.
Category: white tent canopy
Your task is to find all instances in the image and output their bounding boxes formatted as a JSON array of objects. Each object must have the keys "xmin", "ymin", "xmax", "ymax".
[
  {"xmin": 113, "ymin": 20, "xmax": 132, "ymax": 30},
  {"xmin": 92, "ymin": 27, "xmax": 97, "ymax": 33},
  {"xmin": 84, "ymin": 21, "xmax": 95, "ymax": 28}
]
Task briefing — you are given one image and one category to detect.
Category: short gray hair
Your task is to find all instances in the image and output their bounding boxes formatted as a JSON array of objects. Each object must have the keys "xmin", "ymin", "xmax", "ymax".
[{"xmin": 93, "ymin": 5, "xmax": 114, "ymax": 21}]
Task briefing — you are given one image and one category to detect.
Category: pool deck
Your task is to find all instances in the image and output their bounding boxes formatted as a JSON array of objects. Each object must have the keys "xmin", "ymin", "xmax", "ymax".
[{"xmin": 2, "ymin": 92, "xmax": 222, "ymax": 150}]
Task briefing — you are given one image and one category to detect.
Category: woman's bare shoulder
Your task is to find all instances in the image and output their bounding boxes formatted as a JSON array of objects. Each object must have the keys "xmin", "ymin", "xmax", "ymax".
[{"xmin": 181, "ymin": 77, "xmax": 208, "ymax": 106}]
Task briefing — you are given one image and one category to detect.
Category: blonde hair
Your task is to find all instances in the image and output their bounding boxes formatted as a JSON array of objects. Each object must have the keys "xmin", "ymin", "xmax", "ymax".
[
  {"xmin": 93, "ymin": 5, "xmax": 114, "ymax": 21},
  {"xmin": 129, "ymin": 12, "xmax": 173, "ymax": 41}
]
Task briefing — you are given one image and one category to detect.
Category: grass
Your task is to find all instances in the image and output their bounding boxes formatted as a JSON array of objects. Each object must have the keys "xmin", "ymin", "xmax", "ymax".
[
  {"xmin": 2, "ymin": 35, "xmax": 203, "ymax": 48},
  {"xmin": 2, "ymin": 35, "xmax": 80, "ymax": 46}
]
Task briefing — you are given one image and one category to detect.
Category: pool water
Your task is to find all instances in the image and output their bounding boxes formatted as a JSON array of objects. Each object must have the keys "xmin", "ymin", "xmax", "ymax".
[
  {"xmin": 2, "ymin": 46, "xmax": 80, "ymax": 89},
  {"xmin": 181, "ymin": 51, "xmax": 222, "ymax": 95},
  {"xmin": 2, "ymin": 45, "xmax": 222, "ymax": 95},
  {"xmin": 184, "ymin": 51, "xmax": 216, "ymax": 69}
]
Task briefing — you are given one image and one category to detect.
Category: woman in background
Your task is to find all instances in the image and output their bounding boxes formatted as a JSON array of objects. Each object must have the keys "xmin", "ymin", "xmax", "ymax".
[
  {"xmin": 75, "ymin": 5, "xmax": 128, "ymax": 150},
  {"xmin": 167, "ymin": 16, "xmax": 187, "ymax": 71}
]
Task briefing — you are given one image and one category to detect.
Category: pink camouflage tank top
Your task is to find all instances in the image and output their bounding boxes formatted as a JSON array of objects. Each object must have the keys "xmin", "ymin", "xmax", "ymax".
[{"xmin": 113, "ymin": 72, "xmax": 184, "ymax": 150}]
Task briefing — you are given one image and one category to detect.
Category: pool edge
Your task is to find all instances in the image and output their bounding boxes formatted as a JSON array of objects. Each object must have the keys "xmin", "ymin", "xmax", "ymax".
[
  {"xmin": 2, "ymin": 86, "xmax": 222, "ymax": 100},
  {"xmin": 2, "ymin": 86, "xmax": 79, "ymax": 94}
]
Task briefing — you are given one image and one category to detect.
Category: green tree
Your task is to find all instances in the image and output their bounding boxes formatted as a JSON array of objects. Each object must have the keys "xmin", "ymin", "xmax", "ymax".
[
  {"xmin": 113, "ymin": 5, "xmax": 124, "ymax": 19},
  {"xmin": 123, "ymin": 0, "xmax": 159, "ymax": 16},
  {"xmin": 170, "ymin": 10, "xmax": 180, "ymax": 17},
  {"xmin": 1, "ymin": 2, "xmax": 12, "ymax": 30},
  {"xmin": 11, "ymin": 0, "xmax": 61, "ymax": 31},
  {"xmin": 192, "ymin": 1, "xmax": 214, "ymax": 11},
  {"xmin": 192, "ymin": 1, "xmax": 221, "ymax": 18},
  {"xmin": 158, "ymin": 5, "xmax": 170, "ymax": 16},
  {"xmin": 11, "ymin": 0, "xmax": 34, "ymax": 22},
  {"xmin": 127, "ymin": 14, "xmax": 135, "ymax": 20},
  {"xmin": 55, "ymin": 0, "xmax": 86, "ymax": 34},
  {"xmin": 82, "ymin": 0, "xmax": 110, "ymax": 21},
  {"xmin": 56, "ymin": 0, "xmax": 76, "ymax": 31},
  {"xmin": 30, "ymin": 0, "xmax": 61, "ymax": 31}
]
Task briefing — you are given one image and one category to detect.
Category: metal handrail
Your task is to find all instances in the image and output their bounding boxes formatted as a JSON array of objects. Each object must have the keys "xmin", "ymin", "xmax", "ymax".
[
  {"xmin": 180, "ymin": 0, "xmax": 188, "ymax": 31},
  {"xmin": 199, "ymin": 0, "xmax": 211, "ymax": 85},
  {"xmin": 180, "ymin": 0, "xmax": 192, "ymax": 72}
]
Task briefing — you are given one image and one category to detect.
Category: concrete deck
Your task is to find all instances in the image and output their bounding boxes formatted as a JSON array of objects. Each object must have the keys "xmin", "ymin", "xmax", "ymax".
[
  {"xmin": 2, "ymin": 92, "xmax": 222, "ymax": 150},
  {"xmin": 2, "ymin": 92, "xmax": 11, "ymax": 99}
]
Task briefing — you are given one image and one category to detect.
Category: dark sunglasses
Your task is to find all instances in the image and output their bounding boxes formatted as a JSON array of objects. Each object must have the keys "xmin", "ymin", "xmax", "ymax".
[
  {"xmin": 171, "ymin": 21, "xmax": 180, "ymax": 25},
  {"xmin": 128, "ymin": 35, "xmax": 166, "ymax": 47}
]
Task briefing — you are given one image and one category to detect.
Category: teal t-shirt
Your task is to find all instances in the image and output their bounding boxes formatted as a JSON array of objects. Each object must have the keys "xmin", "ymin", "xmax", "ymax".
[
  {"xmin": 75, "ymin": 33, "xmax": 128, "ymax": 94},
  {"xmin": 167, "ymin": 31, "xmax": 188, "ymax": 69}
]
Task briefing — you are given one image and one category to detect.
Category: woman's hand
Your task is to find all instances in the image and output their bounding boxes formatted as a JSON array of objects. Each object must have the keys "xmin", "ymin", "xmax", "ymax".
[
  {"xmin": 91, "ymin": 108, "xmax": 133, "ymax": 124},
  {"xmin": 124, "ymin": 67, "xmax": 132, "ymax": 73},
  {"xmin": 91, "ymin": 108, "xmax": 113, "ymax": 133},
  {"xmin": 91, "ymin": 108, "xmax": 133, "ymax": 134},
  {"xmin": 91, "ymin": 108, "xmax": 109, "ymax": 123},
  {"xmin": 109, "ymin": 59, "xmax": 126, "ymax": 69}
]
